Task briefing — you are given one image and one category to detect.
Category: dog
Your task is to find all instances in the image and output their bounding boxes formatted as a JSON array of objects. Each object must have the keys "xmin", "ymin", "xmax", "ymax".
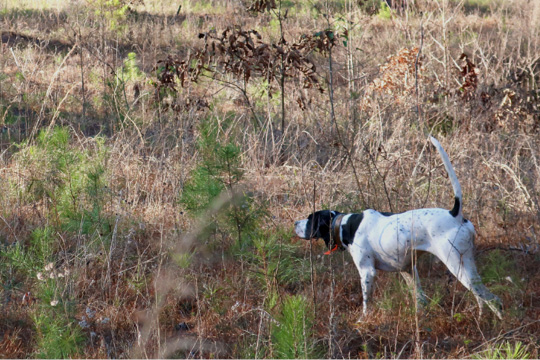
[{"xmin": 294, "ymin": 136, "xmax": 503, "ymax": 321}]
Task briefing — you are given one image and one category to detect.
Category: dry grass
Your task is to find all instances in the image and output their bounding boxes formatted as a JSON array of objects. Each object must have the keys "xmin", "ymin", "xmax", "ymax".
[{"xmin": 1, "ymin": 0, "xmax": 539, "ymax": 358}]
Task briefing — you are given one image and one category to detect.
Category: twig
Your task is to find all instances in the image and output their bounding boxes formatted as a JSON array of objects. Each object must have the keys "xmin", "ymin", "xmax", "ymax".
[
  {"xmin": 471, "ymin": 320, "xmax": 540, "ymax": 352},
  {"xmin": 9, "ymin": 47, "xmax": 23, "ymax": 75},
  {"xmin": 310, "ymin": 181, "xmax": 316, "ymax": 310},
  {"xmin": 414, "ymin": 16, "xmax": 424, "ymax": 122},
  {"xmin": 324, "ymin": 11, "xmax": 367, "ymax": 208},
  {"xmin": 32, "ymin": 43, "xmax": 78, "ymax": 139}
]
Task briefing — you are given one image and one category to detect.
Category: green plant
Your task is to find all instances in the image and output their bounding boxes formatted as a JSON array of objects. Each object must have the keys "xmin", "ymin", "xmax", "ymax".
[
  {"xmin": 453, "ymin": 312, "xmax": 464, "ymax": 322},
  {"xmin": 427, "ymin": 284, "xmax": 444, "ymax": 311},
  {"xmin": 172, "ymin": 252, "xmax": 193, "ymax": 269},
  {"xmin": 104, "ymin": 52, "xmax": 144, "ymax": 125},
  {"xmin": 479, "ymin": 250, "xmax": 522, "ymax": 292},
  {"xmin": 121, "ymin": 52, "xmax": 144, "ymax": 83},
  {"xmin": 28, "ymin": 227, "xmax": 56, "ymax": 270},
  {"xmin": 1, "ymin": 226, "xmax": 84, "ymax": 357},
  {"xmin": 179, "ymin": 166, "xmax": 224, "ymax": 217},
  {"xmin": 359, "ymin": 0, "xmax": 382, "ymax": 14},
  {"xmin": 1, "ymin": 227, "xmax": 55, "ymax": 281},
  {"xmin": 32, "ymin": 304, "xmax": 85, "ymax": 358},
  {"xmin": 180, "ymin": 117, "xmax": 265, "ymax": 250},
  {"xmin": 234, "ymin": 336, "xmax": 269, "ymax": 359},
  {"xmin": 377, "ymin": 1, "xmax": 392, "ymax": 20},
  {"xmin": 378, "ymin": 276, "xmax": 413, "ymax": 314},
  {"xmin": 17, "ymin": 127, "xmax": 112, "ymax": 239},
  {"xmin": 271, "ymin": 295, "xmax": 319, "ymax": 359},
  {"xmin": 180, "ymin": 118, "xmax": 240, "ymax": 213},
  {"xmin": 246, "ymin": 228, "xmax": 309, "ymax": 292},
  {"xmin": 93, "ymin": 0, "xmax": 132, "ymax": 32},
  {"xmin": 473, "ymin": 341, "xmax": 530, "ymax": 359}
]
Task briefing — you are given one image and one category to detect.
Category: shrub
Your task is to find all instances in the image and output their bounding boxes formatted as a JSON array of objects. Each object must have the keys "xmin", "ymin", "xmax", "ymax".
[
  {"xmin": 246, "ymin": 228, "xmax": 310, "ymax": 291},
  {"xmin": 180, "ymin": 117, "xmax": 264, "ymax": 249},
  {"xmin": 32, "ymin": 305, "xmax": 85, "ymax": 358},
  {"xmin": 473, "ymin": 341, "xmax": 530, "ymax": 359},
  {"xmin": 17, "ymin": 127, "xmax": 111, "ymax": 238},
  {"xmin": 271, "ymin": 294, "xmax": 319, "ymax": 359}
]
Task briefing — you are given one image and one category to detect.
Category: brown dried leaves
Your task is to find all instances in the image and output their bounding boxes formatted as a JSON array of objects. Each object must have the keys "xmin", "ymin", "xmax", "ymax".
[
  {"xmin": 154, "ymin": 26, "xmax": 333, "ymax": 111},
  {"xmin": 458, "ymin": 53, "xmax": 479, "ymax": 99},
  {"xmin": 246, "ymin": 0, "xmax": 277, "ymax": 13},
  {"xmin": 361, "ymin": 47, "xmax": 422, "ymax": 110}
]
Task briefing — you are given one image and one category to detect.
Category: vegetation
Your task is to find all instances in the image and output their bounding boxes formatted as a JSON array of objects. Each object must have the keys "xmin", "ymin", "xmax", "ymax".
[{"xmin": 0, "ymin": 0, "xmax": 539, "ymax": 358}]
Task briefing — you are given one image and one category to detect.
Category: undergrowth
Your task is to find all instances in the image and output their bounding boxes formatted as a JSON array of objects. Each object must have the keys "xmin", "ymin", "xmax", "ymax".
[{"xmin": 1, "ymin": 0, "xmax": 539, "ymax": 358}]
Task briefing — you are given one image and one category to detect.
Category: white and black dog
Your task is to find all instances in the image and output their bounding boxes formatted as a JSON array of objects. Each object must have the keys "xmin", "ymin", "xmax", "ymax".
[{"xmin": 295, "ymin": 137, "xmax": 503, "ymax": 321}]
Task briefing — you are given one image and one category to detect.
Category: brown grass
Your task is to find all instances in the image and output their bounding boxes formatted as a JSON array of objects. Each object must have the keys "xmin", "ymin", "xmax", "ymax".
[{"xmin": 1, "ymin": 0, "xmax": 539, "ymax": 358}]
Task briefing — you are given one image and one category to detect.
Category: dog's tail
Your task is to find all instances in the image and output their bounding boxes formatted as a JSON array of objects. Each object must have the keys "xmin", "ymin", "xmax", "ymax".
[{"xmin": 430, "ymin": 136, "xmax": 462, "ymax": 218}]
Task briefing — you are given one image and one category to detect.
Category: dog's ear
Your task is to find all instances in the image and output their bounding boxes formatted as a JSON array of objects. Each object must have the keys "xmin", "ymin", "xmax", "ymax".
[{"xmin": 310, "ymin": 210, "xmax": 334, "ymax": 248}]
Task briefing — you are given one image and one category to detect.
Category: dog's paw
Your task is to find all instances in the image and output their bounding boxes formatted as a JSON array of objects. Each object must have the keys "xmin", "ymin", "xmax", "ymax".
[
  {"xmin": 486, "ymin": 298, "xmax": 503, "ymax": 320},
  {"xmin": 356, "ymin": 310, "xmax": 372, "ymax": 323}
]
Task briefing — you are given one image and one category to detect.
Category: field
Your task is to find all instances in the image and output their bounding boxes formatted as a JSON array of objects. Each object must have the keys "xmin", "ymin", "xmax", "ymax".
[{"xmin": 0, "ymin": 0, "xmax": 539, "ymax": 358}]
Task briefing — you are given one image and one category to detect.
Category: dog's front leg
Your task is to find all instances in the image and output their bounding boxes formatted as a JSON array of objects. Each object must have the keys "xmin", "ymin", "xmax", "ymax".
[{"xmin": 350, "ymin": 247, "xmax": 376, "ymax": 321}]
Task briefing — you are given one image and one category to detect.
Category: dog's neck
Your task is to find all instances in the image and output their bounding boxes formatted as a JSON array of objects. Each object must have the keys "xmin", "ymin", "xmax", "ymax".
[{"xmin": 330, "ymin": 214, "xmax": 345, "ymax": 250}]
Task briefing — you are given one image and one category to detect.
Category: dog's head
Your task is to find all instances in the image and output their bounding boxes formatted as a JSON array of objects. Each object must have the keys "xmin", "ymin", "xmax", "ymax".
[{"xmin": 294, "ymin": 210, "xmax": 340, "ymax": 249}]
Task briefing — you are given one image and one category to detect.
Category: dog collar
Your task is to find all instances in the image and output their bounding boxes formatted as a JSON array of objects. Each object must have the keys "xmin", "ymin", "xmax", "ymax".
[{"xmin": 325, "ymin": 214, "xmax": 345, "ymax": 255}]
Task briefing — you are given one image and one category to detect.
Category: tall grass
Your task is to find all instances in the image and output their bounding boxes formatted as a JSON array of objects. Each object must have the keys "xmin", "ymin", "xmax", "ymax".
[{"xmin": 0, "ymin": 0, "xmax": 539, "ymax": 358}]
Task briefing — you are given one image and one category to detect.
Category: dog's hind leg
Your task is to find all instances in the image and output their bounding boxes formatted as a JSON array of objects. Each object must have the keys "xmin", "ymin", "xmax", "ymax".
[
  {"xmin": 433, "ymin": 244, "xmax": 503, "ymax": 320},
  {"xmin": 401, "ymin": 266, "xmax": 428, "ymax": 308}
]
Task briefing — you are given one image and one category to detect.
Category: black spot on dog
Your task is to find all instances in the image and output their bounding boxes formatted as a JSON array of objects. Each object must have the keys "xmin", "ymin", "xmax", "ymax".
[
  {"xmin": 341, "ymin": 213, "xmax": 364, "ymax": 246},
  {"xmin": 450, "ymin": 197, "xmax": 460, "ymax": 217}
]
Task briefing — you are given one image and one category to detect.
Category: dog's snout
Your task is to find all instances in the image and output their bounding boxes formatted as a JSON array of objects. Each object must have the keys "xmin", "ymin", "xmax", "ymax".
[{"xmin": 294, "ymin": 219, "xmax": 308, "ymax": 239}]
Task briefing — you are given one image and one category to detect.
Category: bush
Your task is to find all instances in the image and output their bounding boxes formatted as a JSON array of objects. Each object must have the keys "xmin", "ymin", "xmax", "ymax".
[
  {"xmin": 180, "ymin": 117, "xmax": 262, "ymax": 249},
  {"xmin": 473, "ymin": 341, "xmax": 530, "ymax": 359},
  {"xmin": 271, "ymin": 295, "xmax": 319, "ymax": 359},
  {"xmin": 17, "ymin": 127, "xmax": 111, "ymax": 237}
]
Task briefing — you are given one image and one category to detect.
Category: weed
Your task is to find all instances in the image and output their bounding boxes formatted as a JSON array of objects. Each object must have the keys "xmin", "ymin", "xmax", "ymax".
[
  {"xmin": 17, "ymin": 127, "xmax": 111, "ymax": 238},
  {"xmin": 473, "ymin": 341, "xmax": 530, "ymax": 359},
  {"xmin": 378, "ymin": 276, "xmax": 414, "ymax": 315},
  {"xmin": 427, "ymin": 284, "xmax": 444, "ymax": 311},
  {"xmin": 104, "ymin": 52, "xmax": 144, "ymax": 126},
  {"xmin": 2, "ymin": 0, "xmax": 540, "ymax": 358},
  {"xmin": 245, "ymin": 228, "xmax": 309, "ymax": 291},
  {"xmin": 377, "ymin": 1, "xmax": 392, "ymax": 20},
  {"xmin": 359, "ymin": 0, "xmax": 382, "ymax": 15},
  {"xmin": 172, "ymin": 252, "xmax": 193, "ymax": 269},
  {"xmin": 32, "ymin": 305, "xmax": 85, "ymax": 358},
  {"xmin": 179, "ymin": 165, "xmax": 224, "ymax": 217},
  {"xmin": 234, "ymin": 335, "xmax": 269, "ymax": 359},
  {"xmin": 180, "ymin": 116, "xmax": 265, "ymax": 250},
  {"xmin": 1, "ymin": 226, "xmax": 84, "ymax": 357},
  {"xmin": 121, "ymin": 52, "xmax": 144, "ymax": 83},
  {"xmin": 92, "ymin": 0, "xmax": 133, "ymax": 33},
  {"xmin": 479, "ymin": 250, "xmax": 523, "ymax": 292},
  {"xmin": 271, "ymin": 294, "xmax": 319, "ymax": 359}
]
